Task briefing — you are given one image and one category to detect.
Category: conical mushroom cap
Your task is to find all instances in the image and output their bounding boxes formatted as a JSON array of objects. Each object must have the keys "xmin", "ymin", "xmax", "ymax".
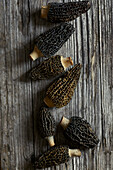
[
  {"xmin": 29, "ymin": 55, "xmax": 73, "ymax": 80},
  {"xmin": 34, "ymin": 145, "xmax": 81, "ymax": 169},
  {"xmin": 34, "ymin": 23, "xmax": 75, "ymax": 58},
  {"xmin": 34, "ymin": 146, "xmax": 69, "ymax": 169},
  {"xmin": 64, "ymin": 116, "xmax": 99, "ymax": 149},
  {"xmin": 41, "ymin": 1, "xmax": 91, "ymax": 22},
  {"xmin": 38, "ymin": 107, "xmax": 56, "ymax": 146},
  {"xmin": 44, "ymin": 63, "xmax": 82, "ymax": 108}
]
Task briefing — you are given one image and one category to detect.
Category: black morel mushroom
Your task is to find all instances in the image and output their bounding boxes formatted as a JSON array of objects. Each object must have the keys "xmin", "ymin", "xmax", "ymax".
[
  {"xmin": 38, "ymin": 107, "xmax": 56, "ymax": 146},
  {"xmin": 41, "ymin": 1, "xmax": 91, "ymax": 23},
  {"xmin": 30, "ymin": 23, "xmax": 75, "ymax": 60},
  {"xmin": 34, "ymin": 145, "xmax": 81, "ymax": 169},
  {"xmin": 29, "ymin": 55, "xmax": 73, "ymax": 80},
  {"xmin": 60, "ymin": 116, "xmax": 99, "ymax": 149},
  {"xmin": 44, "ymin": 63, "xmax": 82, "ymax": 108}
]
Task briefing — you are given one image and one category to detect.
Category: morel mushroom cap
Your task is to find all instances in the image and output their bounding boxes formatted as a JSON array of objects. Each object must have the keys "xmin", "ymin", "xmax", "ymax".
[
  {"xmin": 29, "ymin": 55, "xmax": 73, "ymax": 80},
  {"xmin": 30, "ymin": 23, "xmax": 75, "ymax": 60},
  {"xmin": 38, "ymin": 107, "xmax": 56, "ymax": 146},
  {"xmin": 34, "ymin": 145, "xmax": 81, "ymax": 169},
  {"xmin": 60, "ymin": 116, "xmax": 99, "ymax": 149},
  {"xmin": 44, "ymin": 63, "xmax": 82, "ymax": 108},
  {"xmin": 41, "ymin": 1, "xmax": 91, "ymax": 23}
]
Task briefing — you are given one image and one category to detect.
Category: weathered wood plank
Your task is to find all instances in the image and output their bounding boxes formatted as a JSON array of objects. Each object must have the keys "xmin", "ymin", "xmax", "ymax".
[{"xmin": 0, "ymin": 0, "xmax": 113, "ymax": 169}]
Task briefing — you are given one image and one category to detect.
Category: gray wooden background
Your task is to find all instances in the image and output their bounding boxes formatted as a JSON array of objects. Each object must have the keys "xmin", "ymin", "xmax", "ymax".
[{"xmin": 0, "ymin": 0, "xmax": 113, "ymax": 169}]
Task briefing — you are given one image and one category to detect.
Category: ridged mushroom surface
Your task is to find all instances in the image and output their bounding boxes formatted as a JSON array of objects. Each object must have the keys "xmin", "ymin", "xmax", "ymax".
[
  {"xmin": 41, "ymin": 1, "xmax": 91, "ymax": 22},
  {"xmin": 31, "ymin": 23, "xmax": 75, "ymax": 59},
  {"xmin": 38, "ymin": 107, "xmax": 55, "ymax": 139},
  {"xmin": 34, "ymin": 146, "xmax": 69, "ymax": 168},
  {"xmin": 64, "ymin": 116, "xmax": 99, "ymax": 149},
  {"xmin": 44, "ymin": 64, "xmax": 82, "ymax": 108},
  {"xmin": 29, "ymin": 55, "xmax": 73, "ymax": 80},
  {"xmin": 34, "ymin": 145, "xmax": 81, "ymax": 169}
]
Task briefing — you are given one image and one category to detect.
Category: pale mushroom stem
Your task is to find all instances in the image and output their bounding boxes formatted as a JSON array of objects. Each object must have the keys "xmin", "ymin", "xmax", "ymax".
[
  {"xmin": 69, "ymin": 149, "xmax": 81, "ymax": 157},
  {"xmin": 30, "ymin": 46, "xmax": 44, "ymax": 60},
  {"xmin": 87, "ymin": 2, "xmax": 91, "ymax": 8},
  {"xmin": 61, "ymin": 56, "xmax": 73, "ymax": 70},
  {"xmin": 44, "ymin": 96, "xmax": 55, "ymax": 108},
  {"xmin": 41, "ymin": 6, "xmax": 49, "ymax": 19},
  {"xmin": 46, "ymin": 136, "xmax": 55, "ymax": 147},
  {"xmin": 60, "ymin": 116, "xmax": 70, "ymax": 129}
]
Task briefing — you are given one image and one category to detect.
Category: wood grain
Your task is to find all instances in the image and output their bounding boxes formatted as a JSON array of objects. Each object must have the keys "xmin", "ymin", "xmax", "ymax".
[{"xmin": 0, "ymin": 0, "xmax": 113, "ymax": 169}]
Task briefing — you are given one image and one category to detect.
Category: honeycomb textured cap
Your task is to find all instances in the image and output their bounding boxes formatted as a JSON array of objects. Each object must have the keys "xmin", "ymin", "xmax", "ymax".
[
  {"xmin": 64, "ymin": 116, "xmax": 99, "ymax": 149},
  {"xmin": 35, "ymin": 23, "xmax": 75, "ymax": 57},
  {"xmin": 34, "ymin": 145, "xmax": 69, "ymax": 169},
  {"xmin": 47, "ymin": 1, "xmax": 91, "ymax": 22},
  {"xmin": 38, "ymin": 107, "xmax": 56, "ymax": 138},
  {"xmin": 29, "ymin": 55, "xmax": 65, "ymax": 80},
  {"xmin": 44, "ymin": 64, "xmax": 82, "ymax": 108}
]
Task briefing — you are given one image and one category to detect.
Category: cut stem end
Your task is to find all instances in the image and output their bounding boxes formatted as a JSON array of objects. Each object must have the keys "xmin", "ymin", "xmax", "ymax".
[
  {"xmin": 87, "ymin": 1, "xmax": 91, "ymax": 8},
  {"xmin": 45, "ymin": 136, "xmax": 55, "ymax": 147},
  {"xmin": 44, "ymin": 96, "xmax": 55, "ymax": 108},
  {"xmin": 41, "ymin": 6, "xmax": 49, "ymax": 19},
  {"xmin": 60, "ymin": 116, "xmax": 70, "ymax": 129},
  {"xmin": 30, "ymin": 46, "xmax": 44, "ymax": 60},
  {"xmin": 61, "ymin": 56, "xmax": 73, "ymax": 70},
  {"xmin": 69, "ymin": 149, "xmax": 81, "ymax": 157}
]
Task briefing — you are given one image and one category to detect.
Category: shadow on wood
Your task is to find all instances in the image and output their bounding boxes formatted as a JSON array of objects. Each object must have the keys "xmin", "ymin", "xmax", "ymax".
[{"xmin": 30, "ymin": 9, "xmax": 55, "ymax": 28}]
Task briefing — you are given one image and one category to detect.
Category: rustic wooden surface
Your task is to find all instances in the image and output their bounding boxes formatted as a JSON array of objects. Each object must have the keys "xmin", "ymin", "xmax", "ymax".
[{"xmin": 0, "ymin": 0, "xmax": 113, "ymax": 169}]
